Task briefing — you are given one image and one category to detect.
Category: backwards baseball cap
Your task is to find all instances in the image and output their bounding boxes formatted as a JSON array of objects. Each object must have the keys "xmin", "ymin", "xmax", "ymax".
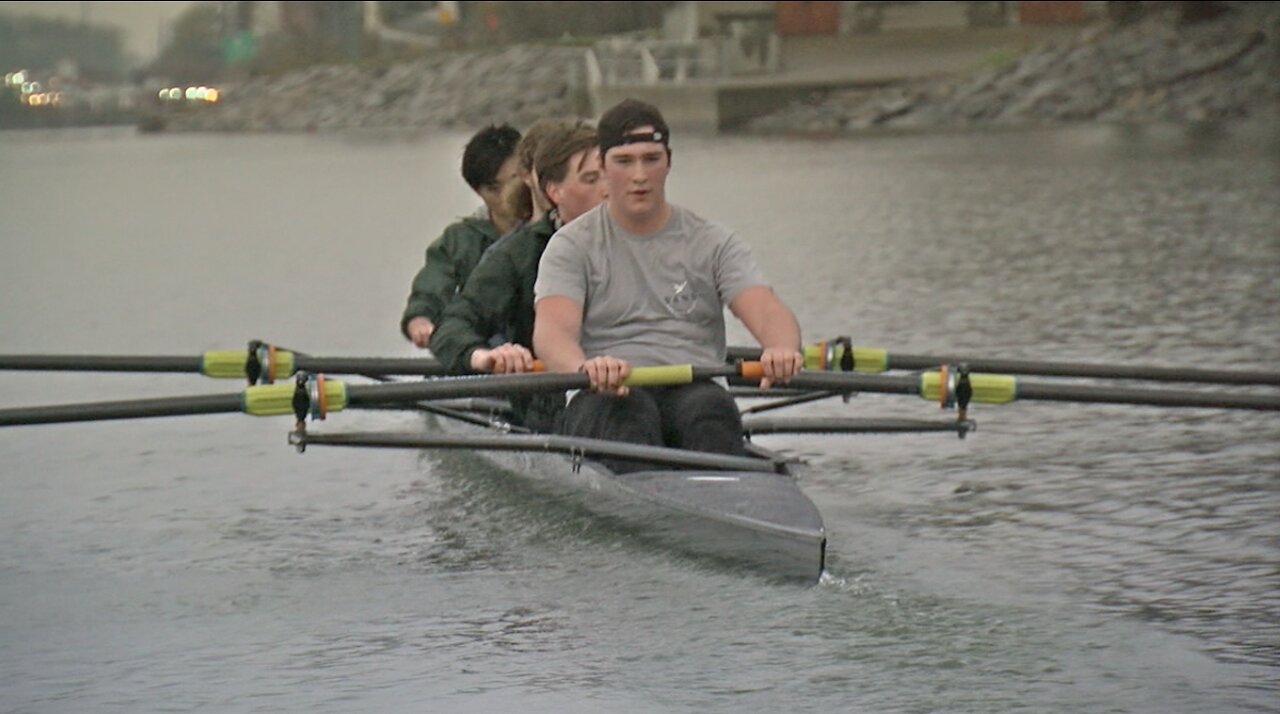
[{"xmin": 598, "ymin": 98, "xmax": 670, "ymax": 157}]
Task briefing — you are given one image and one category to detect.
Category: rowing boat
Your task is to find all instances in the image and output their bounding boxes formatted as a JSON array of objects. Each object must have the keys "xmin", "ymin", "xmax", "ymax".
[{"xmin": 302, "ymin": 400, "xmax": 829, "ymax": 583}]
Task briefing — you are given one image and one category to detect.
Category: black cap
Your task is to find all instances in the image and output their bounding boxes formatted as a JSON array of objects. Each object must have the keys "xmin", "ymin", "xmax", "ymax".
[{"xmin": 598, "ymin": 98, "xmax": 670, "ymax": 157}]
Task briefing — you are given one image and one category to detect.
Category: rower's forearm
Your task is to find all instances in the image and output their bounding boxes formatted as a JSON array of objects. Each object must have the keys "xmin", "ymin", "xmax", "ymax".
[
  {"xmin": 533, "ymin": 327, "xmax": 586, "ymax": 372},
  {"xmin": 751, "ymin": 303, "xmax": 802, "ymax": 352},
  {"xmin": 541, "ymin": 344, "xmax": 586, "ymax": 373}
]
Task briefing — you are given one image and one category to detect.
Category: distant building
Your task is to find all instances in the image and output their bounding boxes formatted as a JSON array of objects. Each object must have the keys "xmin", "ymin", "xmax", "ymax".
[{"xmin": 219, "ymin": 1, "xmax": 462, "ymax": 57}]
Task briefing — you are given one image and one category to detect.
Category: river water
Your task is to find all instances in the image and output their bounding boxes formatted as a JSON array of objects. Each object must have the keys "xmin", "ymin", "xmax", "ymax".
[{"xmin": 0, "ymin": 122, "xmax": 1277, "ymax": 713}]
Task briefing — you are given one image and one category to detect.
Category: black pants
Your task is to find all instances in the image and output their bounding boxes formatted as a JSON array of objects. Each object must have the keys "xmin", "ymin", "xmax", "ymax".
[{"xmin": 557, "ymin": 382, "xmax": 745, "ymax": 472}]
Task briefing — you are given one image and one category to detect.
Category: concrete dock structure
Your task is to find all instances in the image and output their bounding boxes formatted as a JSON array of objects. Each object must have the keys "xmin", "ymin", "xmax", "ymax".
[{"xmin": 587, "ymin": 1, "xmax": 1095, "ymax": 132}]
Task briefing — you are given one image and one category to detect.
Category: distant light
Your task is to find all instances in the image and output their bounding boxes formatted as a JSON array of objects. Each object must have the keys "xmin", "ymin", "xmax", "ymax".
[
  {"xmin": 21, "ymin": 82, "xmax": 33, "ymax": 94},
  {"xmin": 185, "ymin": 86, "xmax": 197, "ymax": 100},
  {"xmin": 168, "ymin": 88, "xmax": 182, "ymax": 101},
  {"xmin": 12, "ymin": 70, "xmax": 26, "ymax": 84},
  {"xmin": 158, "ymin": 89, "xmax": 168, "ymax": 100},
  {"xmin": 205, "ymin": 88, "xmax": 219, "ymax": 103}
]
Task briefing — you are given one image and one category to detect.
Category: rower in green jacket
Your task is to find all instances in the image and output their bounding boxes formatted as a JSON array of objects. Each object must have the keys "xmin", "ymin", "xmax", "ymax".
[
  {"xmin": 400, "ymin": 124, "xmax": 521, "ymax": 349},
  {"xmin": 430, "ymin": 121, "xmax": 605, "ymax": 431}
]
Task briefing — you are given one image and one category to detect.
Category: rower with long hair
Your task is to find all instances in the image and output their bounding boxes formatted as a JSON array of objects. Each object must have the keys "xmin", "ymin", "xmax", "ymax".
[{"xmin": 429, "ymin": 120, "xmax": 606, "ymax": 431}]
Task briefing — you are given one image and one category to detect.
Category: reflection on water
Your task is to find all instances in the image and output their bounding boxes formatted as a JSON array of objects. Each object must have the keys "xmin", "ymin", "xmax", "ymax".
[{"xmin": 0, "ymin": 121, "xmax": 1277, "ymax": 712}]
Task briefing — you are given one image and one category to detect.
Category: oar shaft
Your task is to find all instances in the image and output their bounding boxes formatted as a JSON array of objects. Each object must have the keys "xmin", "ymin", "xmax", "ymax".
[
  {"xmin": 292, "ymin": 356, "xmax": 448, "ymax": 377},
  {"xmin": 0, "ymin": 352, "xmax": 451, "ymax": 379},
  {"xmin": 0, "ymin": 355, "xmax": 204, "ymax": 373},
  {"xmin": 887, "ymin": 353, "xmax": 1280, "ymax": 387},
  {"xmin": 782, "ymin": 372, "xmax": 921, "ymax": 395},
  {"xmin": 0, "ymin": 393, "xmax": 244, "ymax": 426},
  {"xmin": 1014, "ymin": 381, "xmax": 1280, "ymax": 411},
  {"xmin": 343, "ymin": 364, "xmax": 747, "ymax": 405},
  {"xmin": 762, "ymin": 371, "xmax": 1280, "ymax": 411},
  {"xmin": 345, "ymin": 372, "xmax": 589, "ymax": 405}
]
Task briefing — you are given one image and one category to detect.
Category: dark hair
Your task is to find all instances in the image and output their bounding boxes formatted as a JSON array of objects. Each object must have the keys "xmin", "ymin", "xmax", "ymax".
[
  {"xmin": 597, "ymin": 98, "xmax": 669, "ymax": 158},
  {"xmin": 535, "ymin": 122, "xmax": 599, "ymax": 203},
  {"xmin": 461, "ymin": 124, "xmax": 521, "ymax": 191}
]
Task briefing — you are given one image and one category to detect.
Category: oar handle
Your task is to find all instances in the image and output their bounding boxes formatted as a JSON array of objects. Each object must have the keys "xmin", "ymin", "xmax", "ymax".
[{"xmin": 622, "ymin": 363, "xmax": 755, "ymax": 386}]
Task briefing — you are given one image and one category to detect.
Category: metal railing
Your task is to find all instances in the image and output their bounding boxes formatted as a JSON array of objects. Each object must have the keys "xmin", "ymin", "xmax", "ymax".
[{"xmin": 585, "ymin": 30, "xmax": 780, "ymax": 87}]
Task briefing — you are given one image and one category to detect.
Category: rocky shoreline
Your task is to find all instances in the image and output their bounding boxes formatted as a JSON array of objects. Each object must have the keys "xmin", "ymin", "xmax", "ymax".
[
  {"xmin": 155, "ymin": 4, "xmax": 1278, "ymax": 135},
  {"xmin": 156, "ymin": 43, "xmax": 588, "ymax": 133},
  {"xmin": 747, "ymin": 3, "xmax": 1280, "ymax": 133}
]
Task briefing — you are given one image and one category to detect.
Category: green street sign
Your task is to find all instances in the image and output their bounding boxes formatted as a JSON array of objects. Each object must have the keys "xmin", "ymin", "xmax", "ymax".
[{"xmin": 223, "ymin": 31, "xmax": 257, "ymax": 64}]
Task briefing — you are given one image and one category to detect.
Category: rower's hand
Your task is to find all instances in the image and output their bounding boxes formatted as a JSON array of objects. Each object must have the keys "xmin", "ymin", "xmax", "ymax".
[
  {"xmin": 406, "ymin": 317, "xmax": 435, "ymax": 348},
  {"xmin": 758, "ymin": 346, "xmax": 803, "ymax": 390},
  {"xmin": 579, "ymin": 355, "xmax": 631, "ymax": 397},
  {"xmin": 471, "ymin": 343, "xmax": 536, "ymax": 374}
]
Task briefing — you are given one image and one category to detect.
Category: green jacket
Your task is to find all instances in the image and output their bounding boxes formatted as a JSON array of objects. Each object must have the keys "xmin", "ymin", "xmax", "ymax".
[
  {"xmin": 430, "ymin": 213, "xmax": 561, "ymax": 431},
  {"xmin": 431, "ymin": 213, "xmax": 555, "ymax": 373},
  {"xmin": 399, "ymin": 212, "xmax": 501, "ymax": 338}
]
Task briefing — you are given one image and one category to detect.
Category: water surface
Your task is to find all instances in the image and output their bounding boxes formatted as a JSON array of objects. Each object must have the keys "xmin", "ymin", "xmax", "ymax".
[{"xmin": 1, "ymin": 121, "xmax": 1277, "ymax": 712}]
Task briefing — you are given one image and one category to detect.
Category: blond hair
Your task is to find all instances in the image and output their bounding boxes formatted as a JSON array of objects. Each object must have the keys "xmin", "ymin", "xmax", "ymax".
[{"xmin": 501, "ymin": 118, "xmax": 570, "ymax": 223}]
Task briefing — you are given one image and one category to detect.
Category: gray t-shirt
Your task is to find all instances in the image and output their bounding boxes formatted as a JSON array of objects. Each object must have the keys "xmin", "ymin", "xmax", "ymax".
[{"xmin": 534, "ymin": 203, "xmax": 768, "ymax": 366}]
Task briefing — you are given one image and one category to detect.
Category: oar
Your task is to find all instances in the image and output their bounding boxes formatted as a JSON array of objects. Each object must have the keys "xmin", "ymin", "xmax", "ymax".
[
  {"xmin": 0, "ymin": 363, "xmax": 762, "ymax": 427},
  {"xmin": 726, "ymin": 342, "xmax": 1280, "ymax": 386},
  {"xmin": 9, "ymin": 340, "xmax": 1276, "ymax": 387},
  {"xmin": 288, "ymin": 431, "xmax": 785, "ymax": 474},
  {"xmin": 0, "ymin": 349, "xmax": 452, "ymax": 381},
  {"xmin": 5, "ymin": 361, "xmax": 1275, "ymax": 428},
  {"xmin": 0, "ymin": 345, "xmax": 516, "ymax": 430}
]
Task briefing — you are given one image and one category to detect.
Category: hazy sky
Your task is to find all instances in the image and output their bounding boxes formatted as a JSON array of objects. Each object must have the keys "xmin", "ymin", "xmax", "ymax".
[{"xmin": 0, "ymin": 1, "xmax": 197, "ymax": 61}]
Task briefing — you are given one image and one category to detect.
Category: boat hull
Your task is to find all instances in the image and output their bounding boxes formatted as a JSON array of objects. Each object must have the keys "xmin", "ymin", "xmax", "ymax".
[{"xmin": 433, "ymin": 416, "xmax": 826, "ymax": 583}]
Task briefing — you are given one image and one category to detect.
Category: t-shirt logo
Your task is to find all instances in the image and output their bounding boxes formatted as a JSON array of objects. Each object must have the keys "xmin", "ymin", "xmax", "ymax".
[{"xmin": 666, "ymin": 280, "xmax": 698, "ymax": 316}]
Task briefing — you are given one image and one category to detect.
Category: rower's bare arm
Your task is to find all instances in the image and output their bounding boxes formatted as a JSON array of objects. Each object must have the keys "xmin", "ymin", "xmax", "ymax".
[
  {"xmin": 730, "ymin": 285, "xmax": 803, "ymax": 389},
  {"xmin": 533, "ymin": 296, "xmax": 587, "ymax": 373},
  {"xmin": 534, "ymin": 296, "xmax": 630, "ymax": 394}
]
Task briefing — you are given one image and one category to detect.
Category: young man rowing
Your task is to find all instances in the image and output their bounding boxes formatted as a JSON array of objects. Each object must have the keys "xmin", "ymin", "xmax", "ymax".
[
  {"xmin": 429, "ymin": 120, "xmax": 606, "ymax": 431},
  {"xmin": 533, "ymin": 99, "xmax": 803, "ymax": 460},
  {"xmin": 400, "ymin": 124, "xmax": 521, "ymax": 349}
]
